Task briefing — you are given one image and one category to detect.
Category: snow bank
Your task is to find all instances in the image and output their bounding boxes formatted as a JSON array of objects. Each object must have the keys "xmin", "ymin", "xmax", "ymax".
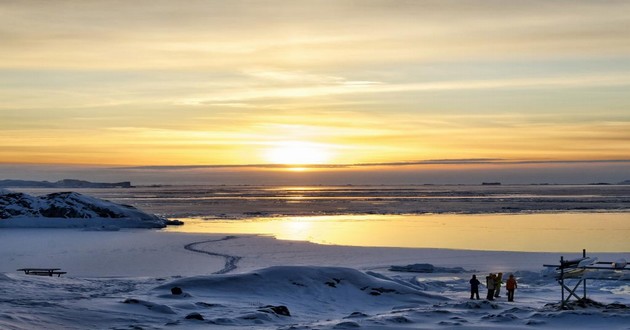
[
  {"xmin": 0, "ymin": 191, "xmax": 168, "ymax": 228},
  {"xmin": 157, "ymin": 265, "xmax": 442, "ymax": 302},
  {"xmin": 150, "ymin": 266, "xmax": 445, "ymax": 324}
]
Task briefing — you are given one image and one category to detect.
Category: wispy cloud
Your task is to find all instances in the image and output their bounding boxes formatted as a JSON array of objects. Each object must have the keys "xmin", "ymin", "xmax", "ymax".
[{"xmin": 176, "ymin": 73, "xmax": 630, "ymax": 104}]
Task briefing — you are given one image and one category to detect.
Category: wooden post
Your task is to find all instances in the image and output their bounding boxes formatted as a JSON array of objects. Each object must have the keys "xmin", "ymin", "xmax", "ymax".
[
  {"xmin": 582, "ymin": 249, "xmax": 587, "ymax": 300},
  {"xmin": 560, "ymin": 256, "xmax": 564, "ymax": 309}
]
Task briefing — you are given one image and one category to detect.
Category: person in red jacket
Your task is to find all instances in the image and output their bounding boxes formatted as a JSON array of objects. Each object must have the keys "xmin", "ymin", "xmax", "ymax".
[{"xmin": 506, "ymin": 274, "xmax": 518, "ymax": 302}]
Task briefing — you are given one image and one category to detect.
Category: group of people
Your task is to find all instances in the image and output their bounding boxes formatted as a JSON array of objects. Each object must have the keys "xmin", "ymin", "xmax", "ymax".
[{"xmin": 469, "ymin": 272, "xmax": 517, "ymax": 302}]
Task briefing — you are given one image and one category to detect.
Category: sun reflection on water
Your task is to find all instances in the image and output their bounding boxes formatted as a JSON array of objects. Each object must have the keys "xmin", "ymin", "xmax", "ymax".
[{"xmin": 165, "ymin": 213, "xmax": 630, "ymax": 252}]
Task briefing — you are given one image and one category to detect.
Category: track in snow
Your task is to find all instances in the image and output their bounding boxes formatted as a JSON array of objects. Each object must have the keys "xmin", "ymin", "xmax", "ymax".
[{"xmin": 184, "ymin": 236, "xmax": 242, "ymax": 274}]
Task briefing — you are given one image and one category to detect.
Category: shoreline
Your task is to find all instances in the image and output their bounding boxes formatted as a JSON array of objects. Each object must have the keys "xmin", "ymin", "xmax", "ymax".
[
  {"xmin": 1, "ymin": 228, "xmax": 628, "ymax": 277},
  {"xmin": 165, "ymin": 212, "xmax": 630, "ymax": 253}
]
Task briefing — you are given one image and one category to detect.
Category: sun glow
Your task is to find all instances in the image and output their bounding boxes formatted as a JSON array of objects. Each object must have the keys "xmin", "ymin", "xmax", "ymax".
[{"xmin": 265, "ymin": 141, "xmax": 332, "ymax": 165}]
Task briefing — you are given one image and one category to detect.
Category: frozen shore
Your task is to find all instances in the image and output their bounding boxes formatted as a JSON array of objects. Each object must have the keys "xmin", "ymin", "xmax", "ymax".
[{"xmin": 1, "ymin": 229, "xmax": 628, "ymax": 329}]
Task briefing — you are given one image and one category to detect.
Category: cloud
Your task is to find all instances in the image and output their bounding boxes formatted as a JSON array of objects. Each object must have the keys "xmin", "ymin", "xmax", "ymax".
[
  {"xmin": 2, "ymin": 1, "xmax": 630, "ymax": 70},
  {"xmin": 175, "ymin": 73, "xmax": 630, "ymax": 104}
]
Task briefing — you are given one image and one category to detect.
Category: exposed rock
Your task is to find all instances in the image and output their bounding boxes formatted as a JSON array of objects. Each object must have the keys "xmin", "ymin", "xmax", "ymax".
[
  {"xmin": 258, "ymin": 305, "xmax": 291, "ymax": 316},
  {"xmin": 171, "ymin": 287, "xmax": 183, "ymax": 295},
  {"xmin": 0, "ymin": 191, "xmax": 168, "ymax": 228},
  {"xmin": 185, "ymin": 312, "xmax": 204, "ymax": 320},
  {"xmin": 544, "ymin": 298, "xmax": 630, "ymax": 310},
  {"xmin": 165, "ymin": 219, "xmax": 184, "ymax": 226},
  {"xmin": 344, "ymin": 312, "xmax": 369, "ymax": 319},
  {"xmin": 369, "ymin": 287, "xmax": 398, "ymax": 296}
]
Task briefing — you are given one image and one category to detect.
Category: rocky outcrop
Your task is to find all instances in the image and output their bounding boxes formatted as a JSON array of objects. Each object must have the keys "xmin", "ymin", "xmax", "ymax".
[{"xmin": 0, "ymin": 191, "xmax": 167, "ymax": 228}]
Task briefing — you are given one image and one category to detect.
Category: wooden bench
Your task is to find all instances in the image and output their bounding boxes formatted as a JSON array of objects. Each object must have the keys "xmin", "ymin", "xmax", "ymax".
[{"xmin": 17, "ymin": 268, "xmax": 67, "ymax": 277}]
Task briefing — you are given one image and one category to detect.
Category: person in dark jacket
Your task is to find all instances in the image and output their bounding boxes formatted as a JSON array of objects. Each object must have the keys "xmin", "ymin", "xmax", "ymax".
[{"xmin": 469, "ymin": 274, "xmax": 481, "ymax": 299}]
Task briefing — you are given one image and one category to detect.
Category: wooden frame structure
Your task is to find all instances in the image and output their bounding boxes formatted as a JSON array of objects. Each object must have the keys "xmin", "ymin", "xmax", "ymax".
[{"xmin": 543, "ymin": 249, "xmax": 628, "ymax": 309}]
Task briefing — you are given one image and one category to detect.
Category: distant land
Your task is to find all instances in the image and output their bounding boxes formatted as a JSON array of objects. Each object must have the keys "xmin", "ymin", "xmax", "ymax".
[{"xmin": 0, "ymin": 179, "xmax": 133, "ymax": 188}]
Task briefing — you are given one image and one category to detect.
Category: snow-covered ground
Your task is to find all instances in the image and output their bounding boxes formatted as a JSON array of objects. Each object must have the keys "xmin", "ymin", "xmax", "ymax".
[{"xmin": 1, "ymin": 229, "xmax": 628, "ymax": 329}]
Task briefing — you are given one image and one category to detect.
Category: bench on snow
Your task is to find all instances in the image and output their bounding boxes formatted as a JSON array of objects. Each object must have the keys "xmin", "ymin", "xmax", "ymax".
[{"xmin": 17, "ymin": 268, "xmax": 67, "ymax": 277}]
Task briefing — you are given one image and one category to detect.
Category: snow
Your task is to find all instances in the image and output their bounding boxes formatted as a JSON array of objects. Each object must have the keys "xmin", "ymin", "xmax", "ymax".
[
  {"xmin": 0, "ymin": 229, "xmax": 628, "ymax": 329},
  {"xmin": 0, "ymin": 191, "xmax": 168, "ymax": 228},
  {"xmin": 1, "ymin": 184, "xmax": 628, "ymax": 329}
]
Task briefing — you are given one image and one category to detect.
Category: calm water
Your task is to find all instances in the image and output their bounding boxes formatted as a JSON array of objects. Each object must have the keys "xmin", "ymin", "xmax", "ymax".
[{"xmin": 165, "ymin": 212, "xmax": 630, "ymax": 252}]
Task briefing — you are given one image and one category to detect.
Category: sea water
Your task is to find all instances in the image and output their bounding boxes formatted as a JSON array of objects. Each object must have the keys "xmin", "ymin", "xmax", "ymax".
[
  {"xmin": 12, "ymin": 184, "xmax": 630, "ymax": 252},
  {"xmin": 166, "ymin": 213, "xmax": 630, "ymax": 252}
]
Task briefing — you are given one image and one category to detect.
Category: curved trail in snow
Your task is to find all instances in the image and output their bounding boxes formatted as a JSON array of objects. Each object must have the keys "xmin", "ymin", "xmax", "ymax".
[{"xmin": 184, "ymin": 236, "xmax": 242, "ymax": 274}]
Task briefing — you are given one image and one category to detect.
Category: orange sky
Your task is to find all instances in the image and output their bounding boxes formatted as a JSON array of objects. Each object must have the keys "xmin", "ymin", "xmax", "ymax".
[{"xmin": 1, "ymin": 1, "xmax": 629, "ymax": 171}]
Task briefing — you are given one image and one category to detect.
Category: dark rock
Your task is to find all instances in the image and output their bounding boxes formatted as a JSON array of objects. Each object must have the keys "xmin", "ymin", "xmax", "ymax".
[
  {"xmin": 185, "ymin": 312, "xmax": 204, "ymax": 321},
  {"xmin": 333, "ymin": 321, "xmax": 360, "ymax": 328},
  {"xmin": 171, "ymin": 287, "xmax": 183, "ymax": 295},
  {"xmin": 549, "ymin": 298, "xmax": 630, "ymax": 310},
  {"xmin": 369, "ymin": 287, "xmax": 397, "ymax": 295},
  {"xmin": 165, "ymin": 219, "xmax": 184, "ymax": 226},
  {"xmin": 258, "ymin": 305, "xmax": 291, "ymax": 316},
  {"xmin": 344, "ymin": 312, "xmax": 369, "ymax": 319},
  {"xmin": 606, "ymin": 303, "xmax": 630, "ymax": 310}
]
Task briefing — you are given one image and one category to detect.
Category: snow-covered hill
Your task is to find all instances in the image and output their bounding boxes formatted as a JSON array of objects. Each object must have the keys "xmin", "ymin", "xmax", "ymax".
[{"xmin": 0, "ymin": 191, "xmax": 168, "ymax": 228}]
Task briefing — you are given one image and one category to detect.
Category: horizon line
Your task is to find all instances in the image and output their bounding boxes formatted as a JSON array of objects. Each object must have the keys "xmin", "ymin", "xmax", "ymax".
[{"xmin": 114, "ymin": 158, "xmax": 630, "ymax": 170}]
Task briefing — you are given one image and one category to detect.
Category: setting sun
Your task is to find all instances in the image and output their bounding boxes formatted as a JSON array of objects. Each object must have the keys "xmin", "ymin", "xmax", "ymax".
[{"xmin": 265, "ymin": 141, "xmax": 332, "ymax": 165}]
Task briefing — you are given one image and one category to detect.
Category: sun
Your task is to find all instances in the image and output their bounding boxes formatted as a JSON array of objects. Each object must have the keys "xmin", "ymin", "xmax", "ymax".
[{"xmin": 265, "ymin": 141, "xmax": 332, "ymax": 165}]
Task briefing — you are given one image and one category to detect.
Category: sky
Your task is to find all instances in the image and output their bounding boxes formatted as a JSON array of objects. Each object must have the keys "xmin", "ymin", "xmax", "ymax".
[{"xmin": 1, "ymin": 0, "xmax": 629, "ymax": 184}]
